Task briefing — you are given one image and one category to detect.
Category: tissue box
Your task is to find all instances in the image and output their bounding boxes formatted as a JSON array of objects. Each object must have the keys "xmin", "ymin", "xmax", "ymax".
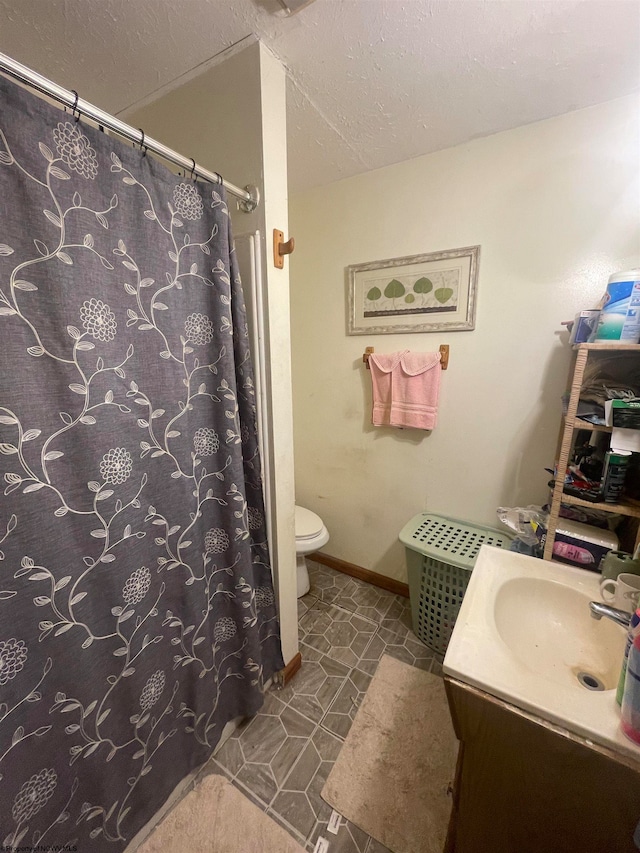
[
  {"xmin": 611, "ymin": 400, "xmax": 640, "ymax": 430},
  {"xmin": 552, "ymin": 519, "xmax": 619, "ymax": 570}
]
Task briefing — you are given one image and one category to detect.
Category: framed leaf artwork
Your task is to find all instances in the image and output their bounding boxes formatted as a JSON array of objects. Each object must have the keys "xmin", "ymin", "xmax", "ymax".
[{"xmin": 347, "ymin": 245, "xmax": 479, "ymax": 335}]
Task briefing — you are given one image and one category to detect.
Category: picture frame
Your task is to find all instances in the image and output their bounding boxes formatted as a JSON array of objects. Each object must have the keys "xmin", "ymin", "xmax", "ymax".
[{"xmin": 347, "ymin": 245, "xmax": 480, "ymax": 335}]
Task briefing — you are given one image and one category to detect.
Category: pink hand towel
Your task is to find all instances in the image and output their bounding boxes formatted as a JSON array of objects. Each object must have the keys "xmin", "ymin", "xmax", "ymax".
[{"xmin": 369, "ymin": 350, "xmax": 442, "ymax": 430}]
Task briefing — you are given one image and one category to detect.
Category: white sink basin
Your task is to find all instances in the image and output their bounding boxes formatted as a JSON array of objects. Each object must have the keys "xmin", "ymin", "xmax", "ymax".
[
  {"xmin": 443, "ymin": 545, "xmax": 636, "ymax": 762},
  {"xmin": 494, "ymin": 576, "xmax": 624, "ymax": 690}
]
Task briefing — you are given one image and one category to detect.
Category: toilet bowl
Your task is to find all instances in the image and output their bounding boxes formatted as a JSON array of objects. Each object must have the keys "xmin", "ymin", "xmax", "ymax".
[{"xmin": 295, "ymin": 505, "xmax": 329, "ymax": 598}]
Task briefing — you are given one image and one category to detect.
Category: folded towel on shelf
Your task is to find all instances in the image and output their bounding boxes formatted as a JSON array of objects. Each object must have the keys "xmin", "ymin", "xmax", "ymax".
[{"xmin": 369, "ymin": 349, "xmax": 442, "ymax": 430}]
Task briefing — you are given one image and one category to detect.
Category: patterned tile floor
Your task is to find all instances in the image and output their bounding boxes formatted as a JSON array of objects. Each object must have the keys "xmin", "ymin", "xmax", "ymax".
[{"xmin": 204, "ymin": 560, "xmax": 443, "ymax": 852}]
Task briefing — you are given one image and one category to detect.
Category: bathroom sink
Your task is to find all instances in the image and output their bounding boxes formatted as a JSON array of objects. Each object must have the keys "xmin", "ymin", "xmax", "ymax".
[
  {"xmin": 443, "ymin": 546, "xmax": 635, "ymax": 761},
  {"xmin": 494, "ymin": 576, "xmax": 624, "ymax": 690}
]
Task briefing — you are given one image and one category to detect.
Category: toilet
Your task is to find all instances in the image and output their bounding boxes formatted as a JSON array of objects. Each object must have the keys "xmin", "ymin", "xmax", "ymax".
[{"xmin": 295, "ymin": 505, "xmax": 329, "ymax": 598}]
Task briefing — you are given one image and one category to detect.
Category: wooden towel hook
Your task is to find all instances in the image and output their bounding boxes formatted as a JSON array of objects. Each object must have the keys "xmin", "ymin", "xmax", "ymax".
[
  {"xmin": 438, "ymin": 344, "xmax": 450, "ymax": 370},
  {"xmin": 273, "ymin": 229, "xmax": 295, "ymax": 269},
  {"xmin": 363, "ymin": 345, "xmax": 449, "ymax": 370}
]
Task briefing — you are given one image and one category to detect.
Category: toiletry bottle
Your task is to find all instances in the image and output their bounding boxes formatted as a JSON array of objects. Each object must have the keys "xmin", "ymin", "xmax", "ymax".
[
  {"xmin": 621, "ymin": 633, "xmax": 640, "ymax": 745},
  {"xmin": 552, "ymin": 541, "xmax": 594, "ymax": 565},
  {"xmin": 601, "ymin": 449, "xmax": 632, "ymax": 503},
  {"xmin": 617, "ymin": 607, "xmax": 640, "ymax": 706}
]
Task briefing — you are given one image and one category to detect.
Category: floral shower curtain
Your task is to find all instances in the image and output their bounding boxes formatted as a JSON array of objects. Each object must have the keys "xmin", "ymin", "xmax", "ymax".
[{"xmin": 0, "ymin": 74, "xmax": 283, "ymax": 850}]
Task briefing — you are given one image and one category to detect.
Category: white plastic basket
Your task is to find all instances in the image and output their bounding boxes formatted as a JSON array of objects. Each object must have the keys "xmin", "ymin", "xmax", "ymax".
[{"xmin": 399, "ymin": 513, "xmax": 511, "ymax": 655}]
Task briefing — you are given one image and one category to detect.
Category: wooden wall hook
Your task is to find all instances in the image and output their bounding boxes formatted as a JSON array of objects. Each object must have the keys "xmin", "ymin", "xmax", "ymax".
[
  {"xmin": 273, "ymin": 229, "xmax": 295, "ymax": 269},
  {"xmin": 439, "ymin": 344, "xmax": 450, "ymax": 370}
]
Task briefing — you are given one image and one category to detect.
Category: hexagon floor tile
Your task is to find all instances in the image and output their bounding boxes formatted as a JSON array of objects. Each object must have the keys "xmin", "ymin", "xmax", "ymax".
[
  {"xmin": 308, "ymin": 813, "xmax": 371, "ymax": 852},
  {"xmin": 300, "ymin": 600, "xmax": 379, "ymax": 670},
  {"xmin": 307, "ymin": 562, "xmax": 399, "ymax": 622},
  {"xmin": 207, "ymin": 561, "xmax": 443, "ymax": 851},
  {"xmin": 321, "ymin": 667, "xmax": 373, "ymax": 740}
]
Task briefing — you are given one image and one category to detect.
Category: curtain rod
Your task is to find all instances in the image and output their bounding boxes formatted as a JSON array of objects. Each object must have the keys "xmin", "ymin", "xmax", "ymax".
[{"xmin": 0, "ymin": 51, "xmax": 259, "ymax": 213}]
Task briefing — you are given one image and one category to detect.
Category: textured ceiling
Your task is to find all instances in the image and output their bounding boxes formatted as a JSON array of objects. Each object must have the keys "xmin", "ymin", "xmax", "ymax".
[{"xmin": 0, "ymin": 0, "xmax": 638, "ymax": 193}]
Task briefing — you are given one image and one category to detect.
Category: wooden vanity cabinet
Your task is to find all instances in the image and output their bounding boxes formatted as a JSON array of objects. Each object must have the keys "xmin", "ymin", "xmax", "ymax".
[{"xmin": 444, "ymin": 677, "xmax": 640, "ymax": 853}]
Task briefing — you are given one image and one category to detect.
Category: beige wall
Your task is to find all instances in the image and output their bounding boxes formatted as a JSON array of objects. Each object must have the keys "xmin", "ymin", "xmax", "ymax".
[
  {"xmin": 289, "ymin": 95, "xmax": 640, "ymax": 583},
  {"xmin": 127, "ymin": 41, "xmax": 298, "ymax": 663}
]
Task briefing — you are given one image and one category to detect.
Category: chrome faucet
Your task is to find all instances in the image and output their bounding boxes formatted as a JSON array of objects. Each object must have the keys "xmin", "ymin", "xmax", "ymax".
[{"xmin": 589, "ymin": 601, "xmax": 632, "ymax": 629}]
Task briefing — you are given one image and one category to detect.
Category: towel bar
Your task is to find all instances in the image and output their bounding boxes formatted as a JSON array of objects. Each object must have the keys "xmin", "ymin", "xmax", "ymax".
[{"xmin": 363, "ymin": 345, "xmax": 449, "ymax": 370}]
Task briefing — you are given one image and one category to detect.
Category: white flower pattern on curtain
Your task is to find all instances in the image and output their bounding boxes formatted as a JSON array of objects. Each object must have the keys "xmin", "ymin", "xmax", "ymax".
[{"xmin": 0, "ymin": 75, "xmax": 283, "ymax": 850}]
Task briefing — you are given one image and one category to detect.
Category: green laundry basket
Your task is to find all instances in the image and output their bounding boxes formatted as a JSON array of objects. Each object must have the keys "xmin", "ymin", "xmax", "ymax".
[{"xmin": 399, "ymin": 513, "xmax": 511, "ymax": 656}]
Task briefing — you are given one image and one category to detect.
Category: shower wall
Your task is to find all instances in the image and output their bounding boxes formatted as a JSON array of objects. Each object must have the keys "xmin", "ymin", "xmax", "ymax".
[{"xmin": 234, "ymin": 232, "xmax": 272, "ymax": 545}]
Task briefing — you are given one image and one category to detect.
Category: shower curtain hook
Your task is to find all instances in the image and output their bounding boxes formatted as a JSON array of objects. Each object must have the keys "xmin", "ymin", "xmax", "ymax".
[
  {"xmin": 70, "ymin": 90, "xmax": 80, "ymax": 122},
  {"xmin": 190, "ymin": 158, "xmax": 196, "ymax": 181},
  {"xmin": 139, "ymin": 128, "xmax": 147, "ymax": 157}
]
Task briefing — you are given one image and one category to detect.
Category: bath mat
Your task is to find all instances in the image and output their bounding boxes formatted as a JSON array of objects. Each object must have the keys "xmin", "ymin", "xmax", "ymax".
[
  {"xmin": 137, "ymin": 773, "xmax": 304, "ymax": 853},
  {"xmin": 321, "ymin": 654, "xmax": 458, "ymax": 853}
]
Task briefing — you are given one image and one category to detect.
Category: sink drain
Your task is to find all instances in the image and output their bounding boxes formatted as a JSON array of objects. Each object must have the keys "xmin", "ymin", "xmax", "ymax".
[{"xmin": 576, "ymin": 671, "xmax": 605, "ymax": 691}]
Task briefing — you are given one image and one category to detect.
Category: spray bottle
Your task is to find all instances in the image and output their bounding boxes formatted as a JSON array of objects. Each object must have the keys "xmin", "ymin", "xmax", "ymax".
[
  {"xmin": 617, "ymin": 606, "xmax": 640, "ymax": 706},
  {"xmin": 621, "ymin": 630, "xmax": 640, "ymax": 745}
]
